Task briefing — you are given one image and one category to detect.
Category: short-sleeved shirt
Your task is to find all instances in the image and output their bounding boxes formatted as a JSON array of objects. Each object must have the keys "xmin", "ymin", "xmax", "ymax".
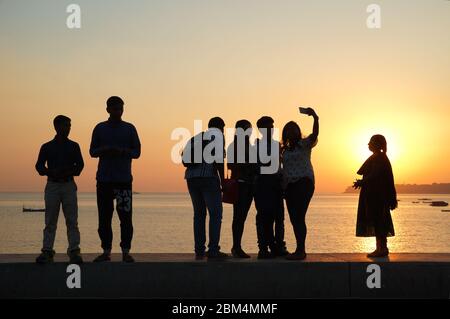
[
  {"xmin": 184, "ymin": 129, "xmax": 224, "ymax": 180},
  {"xmin": 281, "ymin": 134, "xmax": 318, "ymax": 186}
]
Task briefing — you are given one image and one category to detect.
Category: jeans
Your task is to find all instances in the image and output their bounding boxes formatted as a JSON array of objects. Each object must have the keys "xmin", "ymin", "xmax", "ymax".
[
  {"xmin": 254, "ymin": 174, "xmax": 285, "ymax": 250},
  {"xmin": 285, "ymin": 177, "xmax": 315, "ymax": 253},
  {"xmin": 42, "ymin": 180, "xmax": 80, "ymax": 255},
  {"xmin": 274, "ymin": 200, "xmax": 286, "ymax": 249},
  {"xmin": 232, "ymin": 182, "xmax": 254, "ymax": 249},
  {"xmin": 187, "ymin": 177, "xmax": 223, "ymax": 255},
  {"xmin": 96, "ymin": 182, "xmax": 133, "ymax": 252}
]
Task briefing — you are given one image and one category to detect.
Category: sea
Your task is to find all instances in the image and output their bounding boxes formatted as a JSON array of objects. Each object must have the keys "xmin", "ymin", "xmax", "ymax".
[{"xmin": 0, "ymin": 192, "xmax": 449, "ymax": 254}]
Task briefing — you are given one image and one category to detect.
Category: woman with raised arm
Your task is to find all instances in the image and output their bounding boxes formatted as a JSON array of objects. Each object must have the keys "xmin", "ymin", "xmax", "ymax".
[
  {"xmin": 353, "ymin": 135, "xmax": 397, "ymax": 257},
  {"xmin": 281, "ymin": 107, "xmax": 319, "ymax": 260}
]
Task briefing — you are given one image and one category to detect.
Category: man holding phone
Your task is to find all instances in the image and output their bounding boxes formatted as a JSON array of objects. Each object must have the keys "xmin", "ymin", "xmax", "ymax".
[{"xmin": 90, "ymin": 96, "xmax": 141, "ymax": 263}]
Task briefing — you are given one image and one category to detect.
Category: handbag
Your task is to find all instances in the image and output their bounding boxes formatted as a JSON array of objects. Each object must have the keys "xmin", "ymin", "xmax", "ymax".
[{"xmin": 222, "ymin": 169, "xmax": 239, "ymax": 204}]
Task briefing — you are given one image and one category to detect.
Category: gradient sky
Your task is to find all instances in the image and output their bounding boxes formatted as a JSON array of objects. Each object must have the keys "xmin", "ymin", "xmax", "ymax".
[{"xmin": 0, "ymin": 0, "xmax": 449, "ymax": 193}]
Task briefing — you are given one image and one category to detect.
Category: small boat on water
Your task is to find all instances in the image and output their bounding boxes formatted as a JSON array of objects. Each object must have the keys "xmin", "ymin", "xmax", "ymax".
[
  {"xmin": 442, "ymin": 209, "xmax": 450, "ymax": 212},
  {"xmin": 418, "ymin": 198, "xmax": 432, "ymax": 200},
  {"xmin": 429, "ymin": 201, "xmax": 449, "ymax": 207},
  {"xmin": 22, "ymin": 206, "xmax": 45, "ymax": 212}
]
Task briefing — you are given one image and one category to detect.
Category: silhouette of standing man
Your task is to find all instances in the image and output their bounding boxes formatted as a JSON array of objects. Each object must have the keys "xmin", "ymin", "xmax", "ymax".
[
  {"xmin": 90, "ymin": 96, "xmax": 141, "ymax": 263},
  {"xmin": 254, "ymin": 116, "xmax": 288, "ymax": 259},
  {"xmin": 35, "ymin": 115, "xmax": 84, "ymax": 264}
]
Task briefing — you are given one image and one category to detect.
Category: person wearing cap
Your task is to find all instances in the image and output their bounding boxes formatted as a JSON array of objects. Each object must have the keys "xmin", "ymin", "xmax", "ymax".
[{"xmin": 254, "ymin": 116, "xmax": 289, "ymax": 259}]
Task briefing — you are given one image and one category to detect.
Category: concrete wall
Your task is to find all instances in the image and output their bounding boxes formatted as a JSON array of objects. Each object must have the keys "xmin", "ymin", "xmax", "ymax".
[{"xmin": 1, "ymin": 255, "xmax": 449, "ymax": 299}]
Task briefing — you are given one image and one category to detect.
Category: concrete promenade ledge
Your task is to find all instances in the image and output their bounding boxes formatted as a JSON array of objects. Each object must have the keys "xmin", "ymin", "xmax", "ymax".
[{"xmin": 0, "ymin": 253, "xmax": 449, "ymax": 299}]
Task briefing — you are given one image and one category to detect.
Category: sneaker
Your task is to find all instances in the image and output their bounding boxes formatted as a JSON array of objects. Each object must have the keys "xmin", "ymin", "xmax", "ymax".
[
  {"xmin": 286, "ymin": 251, "xmax": 307, "ymax": 261},
  {"xmin": 122, "ymin": 253, "xmax": 135, "ymax": 263},
  {"xmin": 93, "ymin": 252, "xmax": 111, "ymax": 263},
  {"xmin": 257, "ymin": 249, "xmax": 275, "ymax": 259},
  {"xmin": 36, "ymin": 250, "xmax": 55, "ymax": 264},
  {"xmin": 231, "ymin": 247, "xmax": 251, "ymax": 259},
  {"xmin": 69, "ymin": 251, "xmax": 83, "ymax": 264},
  {"xmin": 206, "ymin": 251, "xmax": 229, "ymax": 259}
]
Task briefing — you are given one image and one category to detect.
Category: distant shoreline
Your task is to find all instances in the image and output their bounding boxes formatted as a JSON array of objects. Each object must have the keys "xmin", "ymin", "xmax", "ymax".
[{"xmin": 344, "ymin": 183, "xmax": 450, "ymax": 194}]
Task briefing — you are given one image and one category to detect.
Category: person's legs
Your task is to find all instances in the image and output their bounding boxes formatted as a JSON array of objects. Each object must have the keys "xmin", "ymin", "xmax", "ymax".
[
  {"xmin": 115, "ymin": 183, "xmax": 133, "ymax": 254},
  {"xmin": 202, "ymin": 178, "xmax": 223, "ymax": 254},
  {"xmin": 274, "ymin": 207, "xmax": 285, "ymax": 247},
  {"xmin": 232, "ymin": 182, "xmax": 253, "ymax": 250},
  {"xmin": 254, "ymin": 176, "xmax": 275, "ymax": 257},
  {"xmin": 187, "ymin": 178, "xmax": 207, "ymax": 256},
  {"xmin": 368, "ymin": 206, "xmax": 391, "ymax": 257},
  {"xmin": 61, "ymin": 181, "xmax": 81, "ymax": 258},
  {"xmin": 258, "ymin": 207, "xmax": 275, "ymax": 257},
  {"xmin": 273, "ymin": 184, "xmax": 287, "ymax": 254},
  {"xmin": 286, "ymin": 179, "xmax": 314, "ymax": 254},
  {"xmin": 380, "ymin": 237, "xmax": 388, "ymax": 253},
  {"xmin": 285, "ymin": 183, "xmax": 301, "ymax": 248},
  {"xmin": 96, "ymin": 182, "xmax": 114, "ymax": 253},
  {"xmin": 255, "ymin": 208, "xmax": 266, "ymax": 250},
  {"xmin": 368, "ymin": 236, "xmax": 389, "ymax": 257},
  {"xmin": 42, "ymin": 182, "xmax": 61, "ymax": 254},
  {"xmin": 254, "ymin": 177, "xmax": 267, "ymax": 251}
]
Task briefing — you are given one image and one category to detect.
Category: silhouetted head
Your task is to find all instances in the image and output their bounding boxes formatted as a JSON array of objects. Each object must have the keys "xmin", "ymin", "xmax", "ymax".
[
  {"xmin": 282, "ymin": 121, "xmax": 301, "ymax": 149},
  {"xmin": 106, "ymin": 96, "xmax": 124, "ymax": 121},
  {"xmin": 256, "ymin": 116, "xmax": 274, "ymax": 137},
  {"xmin": 235, "ymin": 119, "xmax": 252, "ymax": 136},
  {"xmin": 208, "ymin": 117, "xmax": 225, "ymax": 133},
  {"xmin": 53, "ymin": 115, "xmax": 71, "ymax": 138},
  {"xmin": 369, "ymin": 134, "xmax": 387, "ymax": 153}
]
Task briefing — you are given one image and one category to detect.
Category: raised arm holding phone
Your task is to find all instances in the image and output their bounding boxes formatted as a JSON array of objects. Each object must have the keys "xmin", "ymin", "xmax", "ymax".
[{"xmin": 281, "ymin": 107, "xmax": 319, "ymax": 260}]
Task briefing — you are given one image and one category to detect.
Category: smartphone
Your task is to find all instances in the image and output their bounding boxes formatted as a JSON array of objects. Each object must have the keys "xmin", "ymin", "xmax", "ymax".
[{"xmin": 299, "ymin": 107, "xmax": 309, "ymax": 114}]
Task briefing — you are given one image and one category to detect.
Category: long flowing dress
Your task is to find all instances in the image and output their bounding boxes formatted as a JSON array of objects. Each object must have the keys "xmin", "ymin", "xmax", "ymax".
[{"xmin": 356, "ymin": 152, "xmax": 396, "ymax": 237}]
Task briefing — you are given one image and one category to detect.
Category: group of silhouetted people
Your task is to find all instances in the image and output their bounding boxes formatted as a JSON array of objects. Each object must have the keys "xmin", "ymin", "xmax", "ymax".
[
  {"xmin": 182, "ymin": 108, "xmax": 320, "ymax": 260},
  {"xmin": 182, "ymin": 108, "xmax": 397, "ymax": 260},
  {"xmin": 35, "ymin": 97, "xmax": 397, "ymax": 264}
]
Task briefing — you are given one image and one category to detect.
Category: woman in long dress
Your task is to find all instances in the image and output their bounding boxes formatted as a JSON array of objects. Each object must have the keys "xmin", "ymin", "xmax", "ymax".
[{"xmin": 353, "ymin": 134, "xmax": 397, "ymax": 257}]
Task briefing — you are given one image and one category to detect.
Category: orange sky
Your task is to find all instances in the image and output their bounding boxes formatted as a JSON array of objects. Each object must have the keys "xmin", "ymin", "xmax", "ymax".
[{"xmin": 0, "ymin": 1, "xmax": 449, "ymax": 193}]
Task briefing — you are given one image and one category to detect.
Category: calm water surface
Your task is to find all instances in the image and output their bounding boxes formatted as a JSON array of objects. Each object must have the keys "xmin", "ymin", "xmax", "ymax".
[{"xmin": 0, "ymin": 192, "xmax": 449, "ymax": 254}]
